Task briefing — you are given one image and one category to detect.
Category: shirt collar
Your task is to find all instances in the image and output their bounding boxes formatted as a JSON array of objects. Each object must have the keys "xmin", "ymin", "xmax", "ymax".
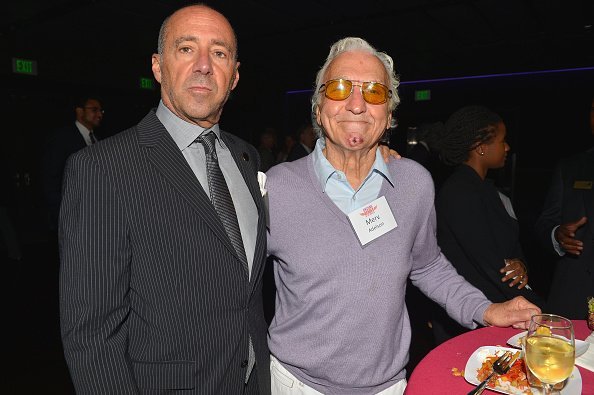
[
  {"xmin": 75, "ymin": 120, "xmax": 92, "ymax": 135},
  {"xmin": 312, "ymin": 139, "xmax": 394, "ymax": 192},
  {"xmin": 155, "ymin": 100, "xmax": 223, "ymax": 151}
]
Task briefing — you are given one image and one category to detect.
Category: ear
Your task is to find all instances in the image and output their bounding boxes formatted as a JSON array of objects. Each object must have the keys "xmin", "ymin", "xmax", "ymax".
[
  {"xmin": 151, "ymin": 54, "xmax": 162, "ymax": 83},
  {"xmin": 230, "ymin": 62, "xmax": 240, "ymax": 91},
  {"xmin": 475, "ymin": 144, "xmax": 485, "ymax": 156},
  {"xmin": 315, "ymin": 104, "xmax": 322, "ymax": 127}
]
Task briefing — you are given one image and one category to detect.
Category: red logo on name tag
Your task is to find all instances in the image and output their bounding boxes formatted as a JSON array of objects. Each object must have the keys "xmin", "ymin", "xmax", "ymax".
[{"xmin": 360, "ymin": 204, "xmax": 378, "ymax": 217}]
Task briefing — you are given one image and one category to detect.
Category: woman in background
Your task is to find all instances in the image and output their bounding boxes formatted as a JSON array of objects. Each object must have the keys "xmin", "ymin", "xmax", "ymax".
[{"xmin": 428, "ymin": 105, "xmax": 546, "ymax": 344}]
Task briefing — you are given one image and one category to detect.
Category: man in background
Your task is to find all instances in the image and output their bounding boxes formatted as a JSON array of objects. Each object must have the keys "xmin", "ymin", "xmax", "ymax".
[
  {"xmin": 286, "ymin": 123, "xmax": 316, "ymax": 161},
  {"xmin": 535, "ymin": 96, "xmax": 594, "ymax": 319},
  {"xmin": 258, "ymin": 127, "xmax": 278, "ymax": 172},
  {"xmin": 42, "ymin": 95, "xmax": 103, "ymax": 234}
]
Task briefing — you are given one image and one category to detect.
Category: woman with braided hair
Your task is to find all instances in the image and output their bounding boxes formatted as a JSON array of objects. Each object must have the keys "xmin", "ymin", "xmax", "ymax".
[{"xmin": 428, "ymin": 105, "xmax": 546, "ymax": 344}]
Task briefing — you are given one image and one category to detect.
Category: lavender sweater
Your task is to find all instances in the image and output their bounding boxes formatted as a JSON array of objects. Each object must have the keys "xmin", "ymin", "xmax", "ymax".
[{"xmin": 266, "ymin": 155, "xmax": 491, "ymax": 395}]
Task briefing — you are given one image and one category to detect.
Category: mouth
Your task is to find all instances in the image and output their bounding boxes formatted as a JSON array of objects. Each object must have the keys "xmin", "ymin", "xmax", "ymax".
[
  {"xmin": 337, "ymin": 119, "xmax": 371, "ymax": 131},
  {"xmin": 187, "ymin": 85, "xmax": 212, "ymax": 94}
]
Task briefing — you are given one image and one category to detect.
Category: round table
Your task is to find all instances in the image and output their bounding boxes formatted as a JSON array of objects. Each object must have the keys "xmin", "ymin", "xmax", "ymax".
[{"xmin": 405, "ymin": 320, "xmax": 593, "ymax": 394}]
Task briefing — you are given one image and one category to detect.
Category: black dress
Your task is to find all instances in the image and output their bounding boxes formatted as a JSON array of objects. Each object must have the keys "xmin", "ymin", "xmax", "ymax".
[{"xmin": 431, "ymin": 164, "xmax": 545, "ymax": 343}]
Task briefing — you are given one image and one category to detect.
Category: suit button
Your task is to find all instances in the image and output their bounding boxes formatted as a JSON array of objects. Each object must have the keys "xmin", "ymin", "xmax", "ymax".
[{"xmin": 241, "ymin": 359, "xmax": 248, "ymax": 368}]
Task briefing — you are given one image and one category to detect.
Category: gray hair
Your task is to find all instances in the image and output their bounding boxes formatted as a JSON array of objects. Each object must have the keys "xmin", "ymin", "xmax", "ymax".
[{"xmin": 310, "ymin": 37, "xmax": 400, "ymax": 139}]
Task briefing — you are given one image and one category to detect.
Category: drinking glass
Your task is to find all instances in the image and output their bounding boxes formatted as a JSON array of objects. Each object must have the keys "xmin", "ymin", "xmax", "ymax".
[{"xmin": 524, "ymin": 314, "xmax": 575, "ymax": 394}]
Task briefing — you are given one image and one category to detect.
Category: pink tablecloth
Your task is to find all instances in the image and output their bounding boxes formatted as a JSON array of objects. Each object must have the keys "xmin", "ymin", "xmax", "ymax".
[{"xmin": 405, "ymin": 320, "xmax": 593, "ymax": 394}]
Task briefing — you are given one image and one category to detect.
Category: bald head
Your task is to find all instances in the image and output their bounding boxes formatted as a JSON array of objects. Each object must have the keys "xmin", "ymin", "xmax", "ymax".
[{"xmin": 151, "ymin": 4, "xmax": 240, "ymax": 127}]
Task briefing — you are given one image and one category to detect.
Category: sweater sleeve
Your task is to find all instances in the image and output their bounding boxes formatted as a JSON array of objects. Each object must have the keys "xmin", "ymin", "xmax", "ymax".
[{"xmin": 407, "ymin": 183, "xmax": 491, "ymax": 328}]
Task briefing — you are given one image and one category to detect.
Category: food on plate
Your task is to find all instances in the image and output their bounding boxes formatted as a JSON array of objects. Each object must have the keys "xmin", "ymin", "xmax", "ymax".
[
  {"xmin": 515, "ymin": 335, "xmax": 526, "ymax": 347},
  {"xmin": 476, "ymin": 350, "xmax": 531, "ymax": 393},
  {"xmin": 451, "ymin": 367, "xmax": 463, "ymax": 377}
]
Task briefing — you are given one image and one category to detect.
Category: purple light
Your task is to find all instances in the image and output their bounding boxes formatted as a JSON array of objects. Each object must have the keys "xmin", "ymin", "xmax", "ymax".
[
  {"xmin": 285, "ymin": 66, "xmax": 594, "ymax": 94},
  {"xmin": 400, "ymin": 66, "xmax": 594, "ymax": 85}
]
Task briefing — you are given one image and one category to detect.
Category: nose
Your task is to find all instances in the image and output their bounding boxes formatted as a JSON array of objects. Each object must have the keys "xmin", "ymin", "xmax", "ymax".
[
  {"xmin": 193, "ymin": 50, "xmax": 213, "ymax": 74},
  {"xmin": 345, "ymin": 86, "xmax": 366, "ymax": 114}
]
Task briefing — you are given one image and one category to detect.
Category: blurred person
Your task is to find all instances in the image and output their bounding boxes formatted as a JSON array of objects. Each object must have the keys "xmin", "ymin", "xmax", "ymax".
[
  {"xmin": 534, "ymin": 95, "xmax": 594, "ymax": 319},
  {"xmin": 265, "ymin": 37, "xmax": 540, "ymax": 395},
  {"xmin": 59, "ymin": 5, "xmax": 270, "ymax": 394},
  {"xmin": 406, "ymin": 125, "xmax": 430, "ymax": 165},
  {"xmin": 42, "ymin": 95, "xmax": 104, "ymax": 233},
  {"xmin": 427, "ymin": 105, "xmax": 546, "ymax": 344},
  {"xmin": 407, "ymin": 122, "xmax": 452, "ymax": 191},
  {"xmin": 286, "ymin": 123, "xmax": 316, "ymax": 161},
  {"xmin": 276, "ymin": 134, "xmax": 296, "ymax": 163},
  {"xmin": 258, "ymin": 127, "xmax": 278, "ymax": 172}
]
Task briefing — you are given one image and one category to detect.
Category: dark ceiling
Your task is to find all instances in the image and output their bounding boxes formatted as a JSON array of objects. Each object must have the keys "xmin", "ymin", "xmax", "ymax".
[{"xmin": 6, "ymin": 0, "xmax": 594, "ymax": 92}]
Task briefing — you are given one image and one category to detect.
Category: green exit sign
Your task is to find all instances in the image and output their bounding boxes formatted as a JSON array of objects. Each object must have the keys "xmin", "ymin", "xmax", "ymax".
[
  {"xmin": 140, "ymin": 77, "xmax": 154, "ymax": 90},
  {"xmin": 12, "ymin": 58, "xmax": 38, "ymax": 75},
  {"xmin": 414, "ymin": 89, "xmax": 431, "ymax": 101}
]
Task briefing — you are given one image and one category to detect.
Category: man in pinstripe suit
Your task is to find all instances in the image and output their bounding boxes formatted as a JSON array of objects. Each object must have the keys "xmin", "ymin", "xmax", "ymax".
[{"xmin": 59, "ymin": 4, "xmax": 270, "ymax": 394}]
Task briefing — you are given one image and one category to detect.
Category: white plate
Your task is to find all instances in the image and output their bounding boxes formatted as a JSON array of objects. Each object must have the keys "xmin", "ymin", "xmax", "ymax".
[
  {"xmin": 506, "ymin": 331, "xmax": 589, "ymax": 358},
  {"xmin": 464, "ymin": 346, "xmax": 582, "ymax": 395}
]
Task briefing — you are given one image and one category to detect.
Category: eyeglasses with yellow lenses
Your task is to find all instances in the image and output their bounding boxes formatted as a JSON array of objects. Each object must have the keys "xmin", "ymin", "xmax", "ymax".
[{"xmin": 319, "ymin": 79, "xmax": 392, "ymax": 105}]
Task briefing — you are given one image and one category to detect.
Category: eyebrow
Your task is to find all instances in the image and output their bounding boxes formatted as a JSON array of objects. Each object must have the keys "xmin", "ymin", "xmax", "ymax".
[
  {"xmin": 174, "ymin": 35, "xmax": 234, "ymax": 54},
  {"xmin": 174, "ymin": 35, "xmax": 198, "ymax": 47}
]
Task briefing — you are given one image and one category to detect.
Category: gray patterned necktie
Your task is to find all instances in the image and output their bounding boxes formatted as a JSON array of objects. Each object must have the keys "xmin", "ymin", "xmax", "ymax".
[
  {"xmin": 89, "ymin": 131, "xmax": 98, "ymax": 144},
  {"xmin": 196, "ymin": 131, "xmax": 255, "ymax": 380},
  {"xmin": 196, "ymin": 131, "xmax": 248, "ymax": 270}
]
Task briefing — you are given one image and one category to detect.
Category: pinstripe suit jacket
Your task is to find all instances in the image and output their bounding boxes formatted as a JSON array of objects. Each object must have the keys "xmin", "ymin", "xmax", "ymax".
[{"xmin": 59, "ymin": 110, "xmax": 271, "ymax": 394}]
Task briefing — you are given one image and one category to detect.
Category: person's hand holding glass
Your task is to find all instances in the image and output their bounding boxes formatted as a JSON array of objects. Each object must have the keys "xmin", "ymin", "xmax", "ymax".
[{"xmin": 524, "ymin": 314, "xmax": 575, "ymax": 394}]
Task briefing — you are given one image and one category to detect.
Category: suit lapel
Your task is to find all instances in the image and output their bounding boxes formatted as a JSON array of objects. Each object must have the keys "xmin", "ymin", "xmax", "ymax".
[{"xmin": 137, "ymin": 112, "xmax": 239, "ymax": 260}]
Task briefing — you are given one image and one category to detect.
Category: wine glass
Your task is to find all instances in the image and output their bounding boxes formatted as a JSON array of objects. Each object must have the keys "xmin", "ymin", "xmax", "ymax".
[{"xmin": 524, "ymin": 314, "xmax": 575, "ymax": 394}]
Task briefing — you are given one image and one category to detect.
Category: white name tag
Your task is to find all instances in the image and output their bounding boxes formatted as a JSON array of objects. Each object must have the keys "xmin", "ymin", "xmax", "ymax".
[{"xmin": 348, "ymin": 196, "xmax": 397, "ymax": 246}]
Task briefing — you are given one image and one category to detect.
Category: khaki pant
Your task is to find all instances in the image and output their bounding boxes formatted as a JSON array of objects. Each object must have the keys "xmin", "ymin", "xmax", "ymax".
[{"xmin": 270, "ymin": 355, "xmax": 407, "ymax": 395}]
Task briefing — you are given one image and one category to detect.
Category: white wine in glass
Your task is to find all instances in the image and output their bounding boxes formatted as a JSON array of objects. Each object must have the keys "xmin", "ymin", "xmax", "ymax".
[{"xmin": 525, "ymin": 314, "xmax": 575, "ymax": 394}]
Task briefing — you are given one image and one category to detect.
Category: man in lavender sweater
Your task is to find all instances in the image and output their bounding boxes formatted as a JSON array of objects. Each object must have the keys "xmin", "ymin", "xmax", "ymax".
[{"xmin": 265, "ymin": 37, "xmax": 540, "ymax": 395}]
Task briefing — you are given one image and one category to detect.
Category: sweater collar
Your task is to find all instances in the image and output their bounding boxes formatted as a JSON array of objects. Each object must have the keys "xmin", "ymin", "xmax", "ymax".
[{"xmin": 311, "ymin": 139, "xmax": 394, "ymax": 192}]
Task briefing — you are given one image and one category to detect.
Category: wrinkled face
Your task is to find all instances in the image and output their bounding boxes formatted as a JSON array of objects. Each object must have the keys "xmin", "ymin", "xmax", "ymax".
[
  {"xmin": 152, "ymin": 6, "xmax": 239, "ymax": 128},
  {"xmin": 76, "ymin": 99, "xmax": 103, "ymax": 130},
  {"xmin": 315, "ymin": 51, "xmax": 392, "ymax": 153},
  {"xmin": 482, "ymin": 121, "xmax": 510, "ymax": 169}
]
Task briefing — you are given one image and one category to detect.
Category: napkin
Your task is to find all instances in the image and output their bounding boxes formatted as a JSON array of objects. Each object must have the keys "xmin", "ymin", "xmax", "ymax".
[
  {"xmin": 257, "ymin": 172, "xmax": 268, "ymax": 198},
  {"xmin": 257, "ymin": 172, "xmax": 269, "ymax": 228},
  {"xmin": 575, "ymin": 331, "xmax": 594, "ymax": 372}
]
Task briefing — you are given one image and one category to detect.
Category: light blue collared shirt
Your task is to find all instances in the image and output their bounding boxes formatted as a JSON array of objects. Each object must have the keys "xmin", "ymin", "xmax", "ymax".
[
  {"xmin": 155, "ymin": 101, "xmax": 258, "ymax": 278},
  {"xmin": 312, "ymin": 139, "xmax": 394, "ymax": 214}
]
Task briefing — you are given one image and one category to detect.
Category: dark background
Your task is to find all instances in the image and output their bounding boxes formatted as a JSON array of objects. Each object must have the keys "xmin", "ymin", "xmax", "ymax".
[{"xmin": 2, "ymin": 0, "xmax": 594, "ymax": 393}]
